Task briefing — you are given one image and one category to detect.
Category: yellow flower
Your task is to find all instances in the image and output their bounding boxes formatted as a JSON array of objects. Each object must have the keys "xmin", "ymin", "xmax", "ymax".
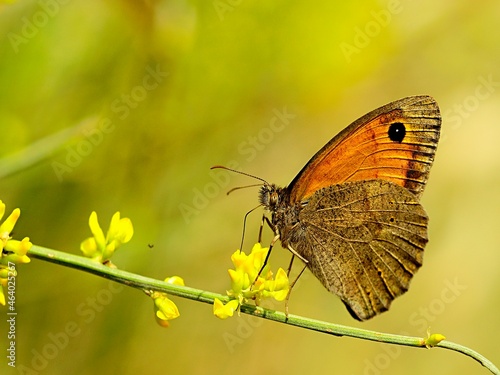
[
  {"xmin": 0, "ymin": 201, "xmax": 32, "ymax": 306},
  {"xmin": 80, "ymin": 211, "xmax": 133, "ymax": 265},
  {"xmin": 424, "ymin": 328, "xmax": 446, "ymax": 348},
  {"xmin": 164, "ymin": 276, "xmax": 185, "ymax": 286},
  {"xmin": 154, "ymin": 293, "xmax": 180, "ymax": 320},
  {"xmin": 262, "ymin": 267, "xmax": 289, "ymax": 301},
  {"xmin": 213, "ymin": 243, "xmax": 290, "ymax": 319},
  {"xmin": 3, "ymin": 238, "xmax": 32, "ymax": 264},
  {"xmin": 213, "ymin": 298, "xmax": 239, "ymax": 319},
  {"xmin": 150, "ymin": 276, "xmax": 184, "ymax": 327}
]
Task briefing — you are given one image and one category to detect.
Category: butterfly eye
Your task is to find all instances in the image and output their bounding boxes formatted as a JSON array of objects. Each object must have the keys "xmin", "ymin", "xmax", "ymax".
[
  {"xmin": 270, "ymin": 191, "xmax": 279, "ymax": 206},
  {"xmin": 388, "ymin": 122, "xmax": 406, "ymax": 143}
]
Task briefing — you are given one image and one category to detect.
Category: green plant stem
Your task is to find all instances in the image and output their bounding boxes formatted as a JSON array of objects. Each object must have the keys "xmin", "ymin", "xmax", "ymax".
[{"xmin": 28, "ymin": 245, "xmax": 499, "ymax": 375}]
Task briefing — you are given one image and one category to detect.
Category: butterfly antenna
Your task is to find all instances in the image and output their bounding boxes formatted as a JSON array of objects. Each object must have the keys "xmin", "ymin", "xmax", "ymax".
[
  {"xmin": 211, "ymin": 165, "xmax": 266, "ymax": 250},
  {"xmin": 226, "ymin": 183, "xmax": 263, "ymax": 195},
  {"xmin": 211, "ymin": 165, "xmax": 268, "ymax": 184}
]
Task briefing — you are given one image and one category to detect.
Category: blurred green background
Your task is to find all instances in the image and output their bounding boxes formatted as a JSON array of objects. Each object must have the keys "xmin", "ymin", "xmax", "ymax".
[{"xmin": 1, "ymin": 1, "xmax": 500, "ymax": 374}]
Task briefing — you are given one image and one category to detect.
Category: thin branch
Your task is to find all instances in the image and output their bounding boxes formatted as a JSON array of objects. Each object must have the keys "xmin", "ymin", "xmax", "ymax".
[{"xmin": 28, "ymin": 245, "xmax": 499, "ymax": 375}]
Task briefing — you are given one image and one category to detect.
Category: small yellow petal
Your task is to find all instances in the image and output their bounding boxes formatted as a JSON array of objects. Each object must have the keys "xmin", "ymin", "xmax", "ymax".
[
  {"xmin": 88, "ymin": 211, "xmax": 106, "ymax": 250},
  {"xmin": 3, "ymin": 253, "xmax": 30, "ymax": 265},
  {"xmin": 0, "ymin": 268, "xmax": 11, "ymax": 279},
  {"xmin": 228, "ymin": 268, "xmax": 242, "ymax": 286},
  {"xmin": 231, "ymin": 250, "xmax": 247, "ymax": 269},
  {"xmin": 213, "ymin": 298, "xmax": 239, "ymax": 319},
  {"xmin": 107, "ymin": 212, "xmax": 133, "ymax": 245},
  {"xmin": 108, "ymin": 212, "xmax": 121, "ymax": 236},
  {"xmin": 164, "ymin": 276, "xmax": 185, "ymax": 286},
  {"xmin": 117, "ymin": 218, "xmax": 134, "ymax": 243},
  {"xmin": 106, "ymin": 212, "xmax": 120, "ymax": 242},
  {"xmin": 0, "ymin": 208, "xmax": 20, "ymax": 234},
  {"xmin": 0, "ymin": 201, "xmax": 5, "ymax": 221},
  {"xmin": 274, "ymin": 268, "xmax": 290, "ymax": 290},
  {"xmin": 425, "ymin": 333, "xmax": 446, "ymax": 347},
  {"xmin": 80, "ymin": 237, "xmax": 98, "ymax": 258},
  {"xmin": 213, "ymin": 297, "xmax": 224, "ymax": 310}
]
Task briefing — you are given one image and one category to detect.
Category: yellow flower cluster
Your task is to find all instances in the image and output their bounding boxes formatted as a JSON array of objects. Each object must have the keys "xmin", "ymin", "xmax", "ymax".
[
  {"xmin": 80, "ymin": 211, "xmax": 182, "ymax": 327},
  {"xmin": 80, "ymin": 211, "xmax": 133, "ymax": 266},
  {"xmin": 0, "ymin": 201, "xmax": 32, "ymax": 305},
  {"xmin": 213, "ymin": 243, "xmax": 289, "ymax": 319}
]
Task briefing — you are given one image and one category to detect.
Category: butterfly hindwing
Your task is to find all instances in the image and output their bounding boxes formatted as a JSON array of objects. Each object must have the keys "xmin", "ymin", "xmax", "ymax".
[{"xmin": 284, "ymin": 180, "xmax": 428, "ymax": 320}]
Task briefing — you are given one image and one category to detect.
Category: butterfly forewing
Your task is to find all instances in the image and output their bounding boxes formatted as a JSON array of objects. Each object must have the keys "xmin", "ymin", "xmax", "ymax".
[{"xmin": 288, "ymin": 96, "xmax": 441, "ymax": 203}]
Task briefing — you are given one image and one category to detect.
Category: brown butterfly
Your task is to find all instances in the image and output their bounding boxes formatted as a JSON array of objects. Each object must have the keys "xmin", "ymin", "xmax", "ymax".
[{"xmin": 257, "ymin": 95, "xmax": 441, "ymax": 320}]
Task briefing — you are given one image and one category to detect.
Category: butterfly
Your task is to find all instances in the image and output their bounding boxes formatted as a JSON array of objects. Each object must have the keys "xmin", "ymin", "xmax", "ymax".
[{"xmin": 258, "ymin": 95, "xmax": 441, "ymax": 320}]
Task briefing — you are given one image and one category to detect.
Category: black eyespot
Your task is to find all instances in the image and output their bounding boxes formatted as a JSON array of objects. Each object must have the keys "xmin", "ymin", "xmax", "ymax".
[{"xmin": 388, "ymin": 122, "xmax": 406, "ymax": 143}]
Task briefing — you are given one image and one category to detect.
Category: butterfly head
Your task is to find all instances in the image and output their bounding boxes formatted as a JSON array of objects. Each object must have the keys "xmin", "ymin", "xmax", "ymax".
[{"xmin": 259, "ymin": 183, "xmax": 287, "ymax": 212}]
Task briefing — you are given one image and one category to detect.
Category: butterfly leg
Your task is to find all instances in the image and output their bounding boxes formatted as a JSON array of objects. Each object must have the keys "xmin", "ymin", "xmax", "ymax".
[
  {"xmin": 286, "ymin": 255, "xmax": 295, "ymax": 277},
  {"xmin": 253, "ymin": 230, "xmax": 279, "ymax": 286},
  {"xmin": 284, "ymin": 263, "xmax": 308, "ymax": 318},
  {"xmin": 252, "ymin": 215, "xmax": 280, "ymax": 288},
  {"xmin": 258, "ymin": 214, "xmax": 273, "ymax": 243},
  {"xmin": 286, "ymin": 244, "xmax": 308, "ymax": 264},
  {"xmin": 283, "ymin": 245, "xmax": 309, "ymax": 318},
  {"xmin": 255, "ymin": 214, "xmax": 279, "ymax": 278}
]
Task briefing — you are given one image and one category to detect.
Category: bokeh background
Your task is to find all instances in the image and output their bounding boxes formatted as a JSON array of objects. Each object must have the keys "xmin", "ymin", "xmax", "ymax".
[{"xmin": 1, "ymin": 1, "xmax": 499, "ymax": 374}]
